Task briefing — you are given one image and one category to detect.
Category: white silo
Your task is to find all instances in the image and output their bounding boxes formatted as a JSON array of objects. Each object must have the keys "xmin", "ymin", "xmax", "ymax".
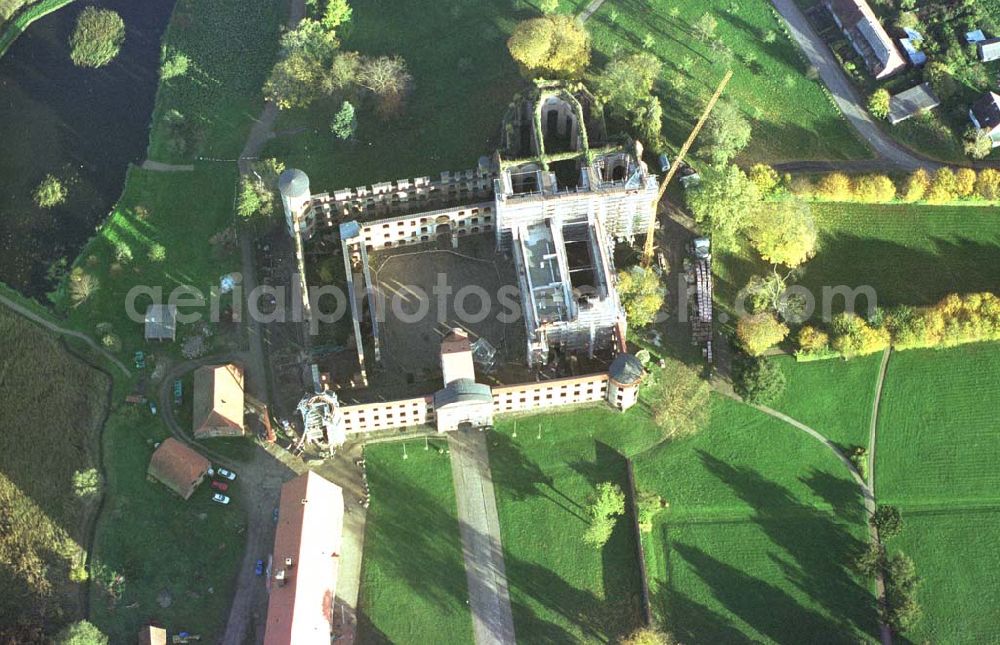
[{"xmin": 278, "ymin": 168, "xmax": 312, "ymax": 237}]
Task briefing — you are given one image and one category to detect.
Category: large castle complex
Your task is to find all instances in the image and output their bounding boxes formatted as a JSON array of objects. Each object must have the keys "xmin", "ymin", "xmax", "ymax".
[{"xmin": 278, "ymin": 83, "xmax": 656, "ymax": 444}]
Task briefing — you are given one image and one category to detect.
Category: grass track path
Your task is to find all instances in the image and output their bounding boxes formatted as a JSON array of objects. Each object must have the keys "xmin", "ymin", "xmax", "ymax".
[
  {"xmin": 727, "ymin": 390, "xmax": 894, "ymax": 645},
  {"xmin": 0, "ymin": 291, "xmax": 131, "ymax": 376}
]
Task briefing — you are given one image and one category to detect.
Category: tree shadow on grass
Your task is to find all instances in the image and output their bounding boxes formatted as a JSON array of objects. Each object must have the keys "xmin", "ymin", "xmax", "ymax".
[
  {"xmin": 488, "ymin": 431, "xmax": 585, "ymax": 520},
  {"xmin": 801, "ymin": 468, "xmax": 867, "ymax": 525},
  {"xmin": 694, "ymin": 451, "xmax": 878, "ymax": 640},
  {"xmin": 358, "ymin": 453, "xmax": 471, "ymax": 624},
  {"xmin": 506, "ymin": 553, "xmax": 638, "ymax": 643}
]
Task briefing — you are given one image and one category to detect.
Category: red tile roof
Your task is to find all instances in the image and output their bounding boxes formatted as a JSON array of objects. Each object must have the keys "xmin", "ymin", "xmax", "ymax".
[
  {"xmin": 147, "ymin": 438, "xmax": 210, "ymax": 500},
  {"xmin": 264, "ymin": 471, "xmax": 344, "ymax": 645},
  {"xmin": 193, "ymin": 364, "xmax": 245, "ymax": 438}
]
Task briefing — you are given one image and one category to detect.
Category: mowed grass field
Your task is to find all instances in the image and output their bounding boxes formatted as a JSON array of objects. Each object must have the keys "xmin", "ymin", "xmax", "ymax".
[
  {"xmin": 264, "ymin": 0, "xmax": 524, "ymax": 191},
  {"xmin": 635, "ymin": 396, "xmax": 878, "ymax": 643},
  {"xmin": 0, "ymin": 310, "xmax": 110, "ymax": 640},
  {"xmin": 489, "ymin": 409, "xmax": 656, "ymax": 642},
  {"xmin": 770, "ymin": 353, "xmax": 883, "ymax": 450},
  {"xmin": 357, "ymin": 440, "xmax": 473, "ymax": 644},
  {"xmin": 716, "ymin": 203, "xmax": 1000, "ymax": 320},
  {"xmin": 588, "ymin": 0, "xmax": 869, "ymax": 162},
  {"xmin": 874, "ymin": 342, "xmax": 1000, "ymax": 642}
]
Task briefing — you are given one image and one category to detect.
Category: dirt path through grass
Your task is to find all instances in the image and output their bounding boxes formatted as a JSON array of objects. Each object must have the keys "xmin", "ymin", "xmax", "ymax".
[
  {"xmin": 733, "ymin": 391, "xmax": 893, "ymax": 645},
  {"xmin": 0, "ymin": 291, "xmax": 131, "ymax": 375}
]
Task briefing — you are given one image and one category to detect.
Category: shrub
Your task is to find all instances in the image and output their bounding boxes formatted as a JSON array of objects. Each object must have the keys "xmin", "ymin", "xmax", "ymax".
[
  {"xmin": 854, "ymin": 542, "xmax": 885, "ymax": 577},
  {"xmin": 797, "ymin": 325, "xmax": 830, "ymax": 352},
  {"xmin": 852, "ymin": 174, "xmax": 896, "ymax": 203},
  {"xmin": 33, "ymin": 174, "xmax": 67, "ymax": 208},
  {"xmin": 815, "ymin": 172, "xmax": 853, "ymax": 201},
  {"xmin": 69, "ymin": 7, "xmax": 125, "ymax": 68},
  {"xmin": 160, "ymin": 50, "xmax": 190, "ymax": 80},
  {"xmin": 925, "ymin": 167, "xmax": 957, "ymax": 203},
  {"xmin": 954, "ymin": 167, "xmax": 976, "ymax": 197},
  {"xmin": 883, "ymin": 552, "xmax": 922, "ymax": 632},
  {"xmin": 72, "ymin": 468, "xmax": 101, "ymax": 498},
  {"xmin": 964, "ymin": 127, "xmax": 993, "ymax": 160},
  {"xmin": 901, "ymin": 168, "xmax": 930, "ymax": 202},
  {"xmin": 831, "ymin": 312, "xmax": 890, "ymax": 358},
  {"xmin": 848, "ymin": 445, "xmax": 869, "ymax": 481},
  {"xmin": 975, "ymin": 168, "xmax": 1000, "ymax": 200},
  {"xmin": 871, "ymin": 504, "xmax": 903, "ymax": 539},
  {"xmin": 736, "ymin": 312, "xmax": 789, "ymax": 356},
  {"xmin": 147, "ymin": 243, "xmax": 166, "ymax": 263},
  {"xmin": 583, "ymin": 482, "xmax": 625, "ymax": 548},
  {"xmin": 867, "ymin": 88, "xmax": 890, "ymax": 119},
  {"xmin": 636, "ymin": 491, "xmax": 667, "ymax": 533},
  {"xmin": 749, "ymin": 163, "xmax": 780, "ymax": 194},
  {"xmin": 621, "ymin": 627, "xmax": 678, "ymax": 645},
  {"xmin": 68, "ymin": 267, "xmax": 98, "ymax": 308},
  {"xmin": 734, "ymin": 357, "xmax": 786, "ymax": 405},
  {"xmin": 330, "ymin": 100, "xmax": 357, "ymax": 140},
  {"xmin": 55, "ymin": 621, "xmax": 108, "ymax": 645}
]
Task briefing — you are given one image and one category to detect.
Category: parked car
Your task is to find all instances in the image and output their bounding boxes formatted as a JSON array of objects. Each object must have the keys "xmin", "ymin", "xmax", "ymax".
[
  {"xmin": 148, "ymin": 401, "xmax": 157, "ymax": 416},
  {"xmin": 658, "ymin": 153, "xmax": 671, "ymax": 172},
  {"xmin": 211, "ymin": 493, "xmax": 230, "ymax": 505},
  {"xmin": 211, "ymin": 480, "xmax": 229, "ymax": 492},
  {"xmin": 255, "ymin": 559, "xmax": 264, "ymax": 576},
  {"xmin": 209, "ymin": 467, "xmax": 237, "ymax": 481},
  {"xmin": 273, "ymin": 507, "xmax": 279, "ymax": 523},
  {"xmin": 134, "ymin": 351, "xmax": 145, "ymax": 370},
  {"xmin": 173, "ymin": 379, "xmax": 183, "ymax": 405}
]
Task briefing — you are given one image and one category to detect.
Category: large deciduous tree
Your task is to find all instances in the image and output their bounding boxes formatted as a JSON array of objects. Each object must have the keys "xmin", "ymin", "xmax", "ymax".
[
  {"xmin": 507, "ymin": 15, "xmax": 590, "ymax": 78},
  {"xmin": 701, "ymin": 100, "xmax": 751, "ymax": 166},
  {"xmin": 746, "ymin": 197, "xmax": 817, "ymax": 267},
  {"xmin": 593, "ymin": 52, "xmax": 663, "ymax": 144},
  {"xmin": 736, "ymin": 312, "xmax": 788, "ymax": 356},
  {"xmin": 686, "ymin": 164, "xmax": 760, "ymax": 250},
  {"xmin": 616, "ymin": 265, "xmax": 665, "ymax": 328},
  {"xmin": 650, "ymin": 359, "xmax": 711, "ymax": 441},
  {"xmin": 583, "ymin": 482, "xmax": 625, "ymax": 548}
]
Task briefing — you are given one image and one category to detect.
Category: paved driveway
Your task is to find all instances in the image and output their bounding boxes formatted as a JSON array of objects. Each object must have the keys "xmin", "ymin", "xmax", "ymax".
[{"xmin": 449, "ymin": 431, "xmax": 516, "ymax": 645}]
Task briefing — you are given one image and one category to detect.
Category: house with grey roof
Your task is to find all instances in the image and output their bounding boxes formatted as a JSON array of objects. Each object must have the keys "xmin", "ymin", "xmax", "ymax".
[
  {"xmin": 824, "ymin": 0, "xmax": 907, "ymax": 78},
  {"xmin": 888, "ymin": 83, "xmax": 940, "ymax": 125},
  {"xmin": 978, "ymin": 38, "xmax": 1000, "ymax": 62},
  {"xmin": 144, "ymin": 304, "xmax": 177, "ymax": 342},
  {"xmin": 970, "ymin": 92, "xmax": 1000, "ymax": 148}
]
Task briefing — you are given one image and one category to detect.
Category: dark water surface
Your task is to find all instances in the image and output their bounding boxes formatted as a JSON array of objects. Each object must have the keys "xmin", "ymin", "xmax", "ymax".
[{"xmin": 0, "ymin": 0, "xmax": 174, "ymax": 297}]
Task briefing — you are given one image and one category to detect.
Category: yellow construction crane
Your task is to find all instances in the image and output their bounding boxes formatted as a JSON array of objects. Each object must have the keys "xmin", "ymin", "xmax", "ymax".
[{"xmin": 642, "ymin": 69, "xmax": 733, "ymax": 267}]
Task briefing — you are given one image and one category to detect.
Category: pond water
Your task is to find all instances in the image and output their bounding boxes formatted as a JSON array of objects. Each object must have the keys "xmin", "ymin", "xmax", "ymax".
[{"xmin": 0, "ymin": 0, "xmax": 174, "ymax": 298}]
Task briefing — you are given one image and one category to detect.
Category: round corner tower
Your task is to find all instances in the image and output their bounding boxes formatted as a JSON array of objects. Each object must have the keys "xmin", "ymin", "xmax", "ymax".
[
  {"xmin": 278, "ymin": 168, "xmax": 313, "ymax": 237},
  {"xmin": 607, "ymin": 353, "xmax": 644, "ymax": 411}
]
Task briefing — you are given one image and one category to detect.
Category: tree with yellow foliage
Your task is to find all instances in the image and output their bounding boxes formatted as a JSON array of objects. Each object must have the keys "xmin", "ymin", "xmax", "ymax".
[
  {"xmin": 507, "ymin": 15, "xmax": 590, "ymax": 78},
  {"xmin": 737, "ymin": 312, "xmax": 789, "ymax": 356}
]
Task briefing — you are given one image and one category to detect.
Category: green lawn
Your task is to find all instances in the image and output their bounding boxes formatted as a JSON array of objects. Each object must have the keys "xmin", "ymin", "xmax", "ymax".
[
  {"xmin": 769, "ymin": 353, "xmax": 882, "ymax": 450},
  {"xmin": 874, "ymin": 342, "xmax": 1000, "ymax": 641},
  {"xmin": 635, "ymin": 396, "xmax": 877, "ymax": 643},
  {"xmin": 62, "ymin": 164, "xmax": 241, "ymax": 360},
  {"xmin": 490, "ymin": 409, "xmax": 655, "ymax": 642},
  {"xmin": 876, "ymin": 343, "xmax": 1000, "ymax": 507},
  {"xmin": 0, "ymin": 309, "xmax": 110, "ymax": 639},
  {"xmin": 357, "ymin": 439, "xmax": 473, "ymax": 644},
  {"xmin": 587, "ymin": 0, "xmax": 869, "ymax": 163},
  {"xmin": 263, "ymin": 0, "xmax": 524, "ymax": 191},
  {"xmin": 146, "ymin": 0, "xmax": 284, "ymax": 163},
  {"xmin": 883, "ymin": 509, "xmax": 1000, "ymax": 644},
  {"xmin": 716, "ymin": 202, "xmax": 1000, "ymax": 321},
  {"xmin": 88, "ymin": 407, "xmax": 245, "ymax": 643}
]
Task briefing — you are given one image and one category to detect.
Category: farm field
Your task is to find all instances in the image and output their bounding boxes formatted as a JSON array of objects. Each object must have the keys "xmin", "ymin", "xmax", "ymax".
[
  {"xmin": 635, "ymin": 396, "xmax": 878, "ymax": 643},
  {"xmin": 489, "ymin": 412, "xmax": 651, "ymax": 642},
  {"xmin": 357, "ymin": 439, "xmax": 473, "ymax": 644},
  {"xmin": 0, "ymin": 309, "xmax": 111, "ymax": 640},
  {"xmin": 769, "ymin": 353, "xmax": 882, "ymax": 450},
  {"xmin": 146, "ymin": 0, "xmax": 284, "ymax": 163},
  {"xmin": 874, "ymin": 342, "xmax": 1000, "ymax": 641},
  {"xmin": 88, "ymin": 407, "xmax": 245, "ymax": 643},
  {"xmin": 262, "ymin": 0, "xmax": 523, "ymax": 192},
  {"xmin": 715, "ymin": 202, "xmax": 1000, "ymax": 321},
  {"xmin": 587, "ymin": 0, "xmax": 869, "ymax": 163}
]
